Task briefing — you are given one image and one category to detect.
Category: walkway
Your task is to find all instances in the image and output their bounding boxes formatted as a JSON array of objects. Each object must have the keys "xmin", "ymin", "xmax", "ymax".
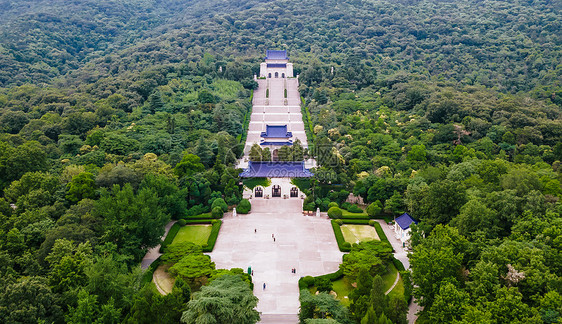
[
  {"xmin": 141, "ymin": 220, "xmax": 176, "ymax": 269},
  {"xmin": 239, "ymin": 77, "xmax": 309, "ymax": 169},
  {"xmin": 376, "ymin": 220, "xmax": 421, "ymax": 323},
  {"xmin": 207, "ymin": 199, "xmax": 344, "ymax": 321}
]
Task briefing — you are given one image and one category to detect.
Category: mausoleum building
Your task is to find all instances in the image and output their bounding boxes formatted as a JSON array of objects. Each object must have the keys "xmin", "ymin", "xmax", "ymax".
[{"xmin": 260, "ymin": 50, "xmax": 294, "ymax": 78}]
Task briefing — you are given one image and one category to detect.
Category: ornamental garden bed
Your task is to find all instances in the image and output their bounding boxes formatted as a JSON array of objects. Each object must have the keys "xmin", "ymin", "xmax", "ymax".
[
  {"xmin": 172, "ymin": 225, "xmax": 213, "ymax": 246},
  {"xmin": 340, "ymin": 224, "xmax": 379, "ymax": 243}
]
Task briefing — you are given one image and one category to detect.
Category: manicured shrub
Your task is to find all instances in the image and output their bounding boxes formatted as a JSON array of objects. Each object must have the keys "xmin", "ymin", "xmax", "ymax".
[
  {"xmin": 347, "ymin": 204, "xmax": 363, "ymax": 213},
  {"xmin": 328, "ymin": 207, "xmax": 342, "ymax": 219},
  {"xmin": 211, "ymin": 206, "xmax": 223, "ymax": 219},
  {"xmin": 303, "ymin": 203, "xmax": 316, "ymax": 211},
  {"xmin": 302, "ymin": 276, "xmax": 315, "ymax": 287},
  {"xmin": 341, "ymin": 202, "xmax": 352, "ymax": 210},
  {"xmin": 328, "ymin": 202, "xmax": 339, "ymax": 208},
  {"xmin": 177, "ymin": 219, "xmax": 186, "ymax": 226},
  {"xmin": 237, "ymin": 199, "xmax": 251, "ymax": 214},
  {"xmin": 315, "ymin": 277, "xmax": 333, "ymax": 293},
  {"xmin": 342, "ymin": 242, "xmax": 351, "ymax": 249},
  {"xmin": 335, "ymin": 219, "xmax": 343, "ymax": 225},
  {"xmin": 211, "ymin": 198, "xmax": 228, "ymax": 213},
  {"xmin": 187, "ymin": 204, "xmax": 206, "ymax": 216},
  {"xmin": 369, "ymin": 220, "xmax": 376, "ymax": 226}
]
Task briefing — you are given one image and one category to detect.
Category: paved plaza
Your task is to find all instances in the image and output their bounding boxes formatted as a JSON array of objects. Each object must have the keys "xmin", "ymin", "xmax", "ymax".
[{"xmin": 207, "ymin": 199, "xmax": 344, "ymax": 320}]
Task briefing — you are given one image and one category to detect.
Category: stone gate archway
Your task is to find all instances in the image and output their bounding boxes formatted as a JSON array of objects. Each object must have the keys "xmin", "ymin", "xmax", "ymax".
[
  {"xmin": 255, "ymin": 186, "xmax": 263, "ymax": 198},
  {"xmin": 272, "ymin": 185, "xmax": 281, "ymax": 197}
]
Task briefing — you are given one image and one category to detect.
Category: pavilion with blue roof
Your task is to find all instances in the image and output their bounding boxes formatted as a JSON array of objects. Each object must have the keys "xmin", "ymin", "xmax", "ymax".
[{"xmin": 394, "ymin": 213, "xmax": 418, "ymax": 244}]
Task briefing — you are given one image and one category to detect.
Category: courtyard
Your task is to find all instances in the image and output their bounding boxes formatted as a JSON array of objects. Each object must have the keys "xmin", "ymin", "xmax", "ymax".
[{"xmin": 207, "ymin": 199, "xmax": 344, "ymax": 317}]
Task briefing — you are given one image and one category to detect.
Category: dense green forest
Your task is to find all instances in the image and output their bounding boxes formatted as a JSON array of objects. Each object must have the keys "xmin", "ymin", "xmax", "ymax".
[{"xmin": 0, "ymin": 0, "xmax": 561, "ymax": 322}]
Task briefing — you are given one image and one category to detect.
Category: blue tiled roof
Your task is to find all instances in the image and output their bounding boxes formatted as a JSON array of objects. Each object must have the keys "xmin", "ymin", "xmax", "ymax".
[
  {"xmin": 240, "ymin": 161, "xmax": 313, "ymax": 178},
  {"xmin": 395, "ymin": 213, "xmax": 418, "ymax": 230},
  {"xmin": 261, "ymin": 125, "xmax": 292, "ymax": 138},
  {"xmin": 260, "ymin": 141, "xmax": 293, "ymax": 146},
  {"xmin": 266, "ymin": 50, "xmax": 288, "ymax": 60},
  {"xmin": 267, "ymin": 63, "xmax": 287, "ymax": 68}
]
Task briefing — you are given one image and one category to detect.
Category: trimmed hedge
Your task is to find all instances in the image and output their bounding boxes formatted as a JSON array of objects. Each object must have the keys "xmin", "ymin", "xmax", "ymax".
[
  {"xmin": 183, "ymin": 213, "xmax": 213, "ymax": 220},
  {"xmin": 159, "ymin": 222, "xmax": 181, "ymax": 253},
  {"xmin": 340, "ymin": 219, "xmax": 370, "ymax": 225},
  {"xmin": 331, "ymin": 220, "xmax": 351, "ymax": 252},
  {"xmin": 392, "ymin": 256, "xmax": 406, "ymax": 272},
  {"xmin": 141, "ymin": 255, "xmax": 162, "ymax": 287},
  {"xmin": 202, "ymin": 220, "xmax": 222, "ymax": 252},
  {"xmin": 373, "ymin": 222, "xmax": 392, "ymax": 247},
  {"xmin": 341, "ymin": 213, "xmax": 370, "ymax": 220},
  {"xmin": 298, "ymin": 268, "xmax": 344, "ymax": 289}
]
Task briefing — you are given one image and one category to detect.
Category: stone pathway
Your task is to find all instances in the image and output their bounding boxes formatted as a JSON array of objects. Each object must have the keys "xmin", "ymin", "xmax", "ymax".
[
  {"xmin": 207, "ymin": 199, "xmax": 344, "ymax": 321},
  {"xmin": 238, "ymin": 77, "xmax": 309, "ymax": 169},
  {"xmin": 385, "ymin": 272, "xmax": 401, "ymax": 295},
  {"xmin": 376, "ymin": 220, "xmax": 421, "ymax": 323},
  {"xmin": 141, "ymin": 220, "xmax": 176, "ymax": 269}
]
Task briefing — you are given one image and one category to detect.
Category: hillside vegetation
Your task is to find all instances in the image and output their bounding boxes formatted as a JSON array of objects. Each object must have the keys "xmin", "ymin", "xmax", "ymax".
[{"xmin": 0, "ymin": 0, "xmax": 560, "ymax": 323}]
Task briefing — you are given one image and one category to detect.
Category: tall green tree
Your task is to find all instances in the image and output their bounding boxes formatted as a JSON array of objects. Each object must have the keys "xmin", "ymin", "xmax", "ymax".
[{"xmin": 181, "ymin": 275, "xmax": 260, "ymax": 324}]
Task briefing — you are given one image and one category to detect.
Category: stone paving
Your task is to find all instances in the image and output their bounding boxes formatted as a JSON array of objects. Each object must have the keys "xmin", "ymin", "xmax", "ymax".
[
  {"xmin": 207, "ymin": 199, "xmax": 344, "ymax": 319},
  {"xmin": 242, "ymin": 78, "xmax": 307, "ymax": 157}
]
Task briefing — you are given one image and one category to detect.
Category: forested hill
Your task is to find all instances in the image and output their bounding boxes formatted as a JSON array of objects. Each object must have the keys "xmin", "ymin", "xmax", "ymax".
[
  {"xmin": 1, "ymin": 0, "xmax": 561, "ymax": 95},
  {"xmin": 0, "ymin": 0, "xmax": 562, "ymax": 323}
]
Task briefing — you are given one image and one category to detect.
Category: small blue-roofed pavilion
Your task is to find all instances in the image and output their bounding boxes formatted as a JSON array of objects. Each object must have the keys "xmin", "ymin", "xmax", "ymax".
[{"xmin": 394, "ymin": 213, "xmax": 418, "ymax": 244}]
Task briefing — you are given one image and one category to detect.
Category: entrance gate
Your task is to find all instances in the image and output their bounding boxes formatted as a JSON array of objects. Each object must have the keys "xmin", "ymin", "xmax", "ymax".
[
  {"xmin": 272, "ymin": 185, "xmax": 281, "ymax": 197},
  {"xmin": 290, "ymin": 187, "xmax": 298, "ymax": 198}
]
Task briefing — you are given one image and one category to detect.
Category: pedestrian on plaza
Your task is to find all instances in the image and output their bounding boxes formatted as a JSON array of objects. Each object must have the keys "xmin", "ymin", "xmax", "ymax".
[
  {"xmin": 273, "ymin": 237, "xmax": 276, "ymax": 242},
  {"xmin": 272, "ymin": 234, "xmax": 274, "ymax": 238},
  {"xmin": 263, "ymin": 283, "xmax": 266, "ymax": 290},
  {"xmin": 254, "ymin": 228, "xmax": 257, "ymax": 233},
  {"xmin": 252, "ymin": 270, "xmax": 254, "ymax": 276}
]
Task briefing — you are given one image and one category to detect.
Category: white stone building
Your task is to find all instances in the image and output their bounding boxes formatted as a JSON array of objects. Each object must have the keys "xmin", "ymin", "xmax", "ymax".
[
  {"xmin": 394, "ymin": 213, "xmax": 418, "ymax": 245},
  {"xmin": 259, "ymin": 50, "xmax": 294, "ymax": 78}
]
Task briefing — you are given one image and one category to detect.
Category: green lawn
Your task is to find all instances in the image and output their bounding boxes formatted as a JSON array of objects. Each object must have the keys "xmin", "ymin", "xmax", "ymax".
[
  {"xmin": 332, "ymin": 276, "xmax": 354, "ymax": 306},
  {"xmin": 387, "ymin": 275, "xmax": 405, "ymax": 300},
  {"xmin": 171, "ymin": 225, "xmax": 212, "ymax": 246},
  {"xmin": 381, "ymin": 263, "xmax": 399, "ymax": 293},
  {"xmin": 341, "ymin": 225, "xmax": 379, "ymax": 243},
  {"xmin": 309, "ymin": 276, "xmax": 353, "ymax": 307}
]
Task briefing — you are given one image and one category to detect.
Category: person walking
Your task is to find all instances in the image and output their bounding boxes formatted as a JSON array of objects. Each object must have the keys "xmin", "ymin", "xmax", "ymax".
[
  {"xmin": 254, "ymin": 228, "xmax": 257, "ymax": 233},
  {"xmin": 273, "ymin": 237, "xmax": 276, "ymax": 242},
  {"xmin": 263, "ymin": 283, "xmax": 266, "ymax": 290}
]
